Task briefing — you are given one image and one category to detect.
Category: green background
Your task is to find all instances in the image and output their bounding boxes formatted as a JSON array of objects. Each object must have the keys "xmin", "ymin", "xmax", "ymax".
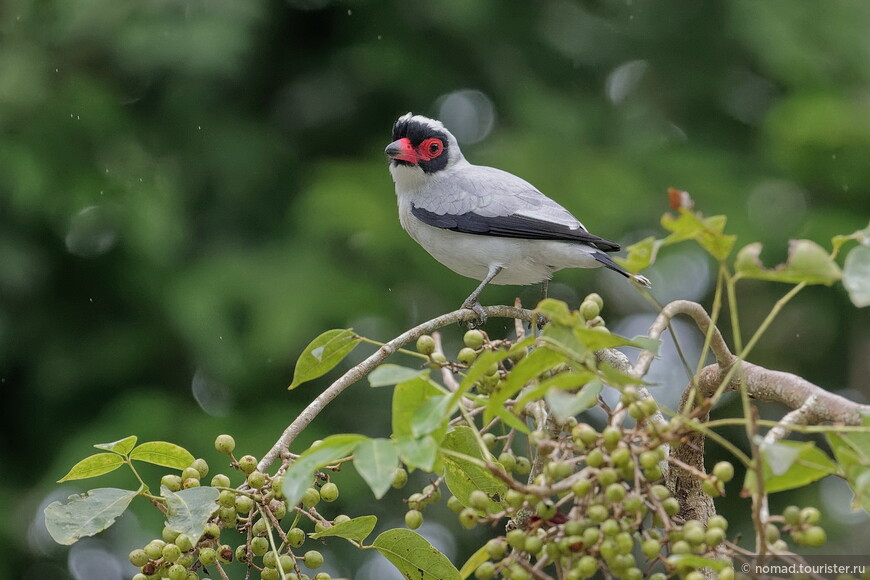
[{"xmin": 2, "ymin": 0, "xmax": 868, "ymax": 578}]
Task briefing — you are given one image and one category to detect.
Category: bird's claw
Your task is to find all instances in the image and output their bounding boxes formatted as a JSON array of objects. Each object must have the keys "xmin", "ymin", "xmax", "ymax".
[{"xmin": 462, "ymin": 299, "xmax": 488, "ymax": 328}]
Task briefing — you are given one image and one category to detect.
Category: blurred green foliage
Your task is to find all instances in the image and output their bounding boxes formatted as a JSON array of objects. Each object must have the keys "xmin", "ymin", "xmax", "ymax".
[{"xmin": 1, "ymin": 0, "xmax": 868, "ymax": 578}]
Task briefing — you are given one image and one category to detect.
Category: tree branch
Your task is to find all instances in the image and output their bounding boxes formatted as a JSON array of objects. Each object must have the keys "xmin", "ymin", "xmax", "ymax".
[{"xmin": 258, "ymin": 305, "xmax": 533, "ymax": 472}]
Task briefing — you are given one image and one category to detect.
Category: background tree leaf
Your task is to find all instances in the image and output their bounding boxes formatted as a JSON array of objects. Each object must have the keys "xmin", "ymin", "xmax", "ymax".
[
  {"xmin": 57, "ymin": 453, "xmax": 125, "ymax": 482},
  {"xmin": 843, "ymin": 244, "xmax": 870, "ymax": 307},
  {"xmin": 288, "ymin": 329, "xmax": 360, "ymax": 390},
  {"xmin": 43, "ymin": 488, "xmax": 138, "ymax": 545},
  {"xmin": 744, "ymin": 440, "xmax": 837, "ymax": 494},
  {"xmin": 735, "ymin": 240, "xmax": 842, "ymax": 285},
  {"xmin": 129, "ymin": 441, "xmax": 195, "ymax": 470},
  {"xmin": 372, "ymin": 528, "xmax": 462, "ymax": 580}
]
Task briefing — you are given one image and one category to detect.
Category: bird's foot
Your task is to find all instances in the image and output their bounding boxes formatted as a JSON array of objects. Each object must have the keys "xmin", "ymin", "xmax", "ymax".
[{"xmin": 461, "ymin": 299, "xmax": 488, "ymax": 328}]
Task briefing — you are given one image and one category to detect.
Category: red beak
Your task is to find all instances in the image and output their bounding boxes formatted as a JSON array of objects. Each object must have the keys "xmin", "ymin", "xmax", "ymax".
[{"xmin": 385, "ymin": 137, "xmax": 417, "ymax": 164}]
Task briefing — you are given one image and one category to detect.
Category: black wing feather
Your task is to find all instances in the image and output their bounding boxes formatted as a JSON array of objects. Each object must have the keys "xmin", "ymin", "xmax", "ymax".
[{"xmin": 411, "ymin": 204, "xmax": 621, "ymax": 252}]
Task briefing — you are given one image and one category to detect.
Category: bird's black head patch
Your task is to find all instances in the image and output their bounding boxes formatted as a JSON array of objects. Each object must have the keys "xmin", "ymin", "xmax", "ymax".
[{"xmin": 390, "ymin": 114, "xmax": 451, "ymax": 174}]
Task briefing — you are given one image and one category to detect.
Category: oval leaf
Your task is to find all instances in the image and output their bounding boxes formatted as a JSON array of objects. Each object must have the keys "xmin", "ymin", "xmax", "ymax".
[
  {"xmin": 369, "ymin": 364, "xmax": 427, "ymax": 388},
  {"xmin": 373, "ymin": 528, "xmax": 461, "ymax": 580},
  {"xmin": 744, "ymin": 440, "xmax": 837, "ymax": 495},
  {"xmin": 93, "ymin": 435, "xmax": 138, "ymax": 456},
  {"xmin": 736, "ymin": 240, "xmax": 842, "ymax": 285},
  {"xmin": 395, "ymin": 435, "xmax": 438, "ymax": 472},
  {"xmin": 843, "ymin": 244, "xmax": 870, "ymax": 307},
  {"xmin": 282, "ymin": 434, "xmax": 367, "ymax": 507},
  {"xmin": 459, "ymin": 544, "xmax": 491, "ymax": 579},
  {"xmin": 441, "ymin": 427, "xmax": 507, "ymax": 511},
  {"xmin": 353, "ymin": 438, "xmax": 399, "ymax": 499},
  {"xmin": 163, "ymin": 485, "xmax": 220, "ymax": 541},
  {"xmin": 310, "ymin": 515, "xmax": 377, "ymax": 543},
  {"xmin": 289, "ymin": 329, "xmax": 359, "ymax": 390},
  {"xmin": 44, "ymin": 488, "xmax": 138, "ymax": 545},
  {"xmin": 130, "ymin": 441, "xmax": 195, "ymax": 470},
  {"xmin": 58, "ymin": 453, "xmax": 125, "ymax": 482}
]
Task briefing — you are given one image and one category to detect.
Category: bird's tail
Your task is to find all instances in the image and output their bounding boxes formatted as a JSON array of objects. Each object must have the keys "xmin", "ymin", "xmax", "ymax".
[{"xmin": 591, "ymin": 251, "xmax": 652, "ymax": 288}]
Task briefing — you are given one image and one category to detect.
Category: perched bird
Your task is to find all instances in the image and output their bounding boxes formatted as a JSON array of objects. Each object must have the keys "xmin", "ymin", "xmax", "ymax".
[{"xmin": 385, "ymin": 112, "xmax": 650, "ymax": 325}]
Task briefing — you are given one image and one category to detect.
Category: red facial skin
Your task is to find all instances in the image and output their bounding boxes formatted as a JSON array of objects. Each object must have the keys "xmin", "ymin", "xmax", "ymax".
[{"xmin": 387, "ymin": 137, "xmax": 444, "ymax": 164}]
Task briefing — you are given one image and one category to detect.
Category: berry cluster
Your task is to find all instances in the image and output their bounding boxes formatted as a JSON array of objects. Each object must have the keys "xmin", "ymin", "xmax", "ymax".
[{"xmin": 129, "ymin": 434, "xmax": 334, "ymax": 580}]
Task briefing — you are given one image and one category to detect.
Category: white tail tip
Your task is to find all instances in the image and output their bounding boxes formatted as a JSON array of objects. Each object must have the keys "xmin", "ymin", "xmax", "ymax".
[{"xmin": 632, "ymin": 274, "xmax": 652, "ymax": 288}]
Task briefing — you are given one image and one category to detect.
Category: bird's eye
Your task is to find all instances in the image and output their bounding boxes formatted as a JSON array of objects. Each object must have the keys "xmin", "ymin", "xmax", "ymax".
[{"xmin": 419, "ymin": 138, "xmax": 443, "ymax": 159}]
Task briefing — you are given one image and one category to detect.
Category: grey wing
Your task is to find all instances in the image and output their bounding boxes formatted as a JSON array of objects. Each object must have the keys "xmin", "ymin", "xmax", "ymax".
[{"xmin": 413, "ymin": 165, "xmax": 621, "ymax": 252}]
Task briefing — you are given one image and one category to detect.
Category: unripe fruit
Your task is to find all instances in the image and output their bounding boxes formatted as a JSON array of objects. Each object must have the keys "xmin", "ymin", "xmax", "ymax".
[
  {"xmin": 167, "ymin": 564, "xmax": 188, "ymax": 580},
  {"xmin": 650, "ymin": 484, "xmax": 670, "ymax": 500},
  {"xmin": 263, "ymin": 551, "xmax": 278, "ymax": 568},
  {"xmin": 580, "ymin": 299, "xmax": 601, "ymax": 321},
  {"xmin": 270, "ymin": 499, "xmax": 287, "ymax": 519},
  {"xmin": 588, "ymin": 504, "xmax": 609, "ymax": 523},
  {"xmin": 161, "ymin": 474, "xmax": 183, "ymax": 492},
  {"xmin": 260, "ymin": 568, "xmax": 279, "ymax": 580},
  {"xmin": 515, "ymin": 455, "xmax": 532, "ymax": 475},
  {"xmin": 235, "ymin": 494, "xmax": 254, "ymax": 513},
  {"xmin": 605, "ymin": 483, "xmax": 626, "ymax": 503},
  {"xmin": 639, "ymin": 450, "xmax": 659, "ymax": 470},
  {"xmin": 129, "ymin": 549, "xmax": 149, "ymax": 567},
  {"xmin": 585, "ymin": 449, "xmax": 604, "ymax": 468},
  {"xmin": 214, "ymin": 434, "xmax": 236, "ymax": 454},
  {"xmin": 252, "ymin": 517, "xmax": 268, "ymax": 536},
  {"xmin": 801, "ymin": 506, "xmax": 821, "ymax": 525},
  {"xmin": 211, "ymin": 474, "xmax": 231, "ymax": 488},
  {"xmin": 803, "ymin": 526, "xmax": 827, "ymax": 547},
  {"xmin": 191, "ymin": 458, "xmax": 209, "ymax": 478},
  {"xmin": 143, "ymin": 540, "xmax": 166, "ymax": 559},
  {"xmin": 474, "ymin": 561, "xmax": 496, "ymax": 580},
  {"xmin": 405, "ymin": 509, "xmax": 423, "ymax": 529},
  {"xmin": 536, "ymin": 500, "xmax": 557, "ymax": 520},
  {"xmin": 447, "ymin": 495, "xmax": 464, "ymax": 512},
  {"xmin": 198, "ymin": 547, "xmax": 216, "ymax": 565},
  {"xmin": 391, "ymin": 467, "xmax": 408, "ymax": 488},
  {"xmin": 705, "ymin": 527, "xmax": 725, "ymax": 546},
  {"xmin": 643, "ymin": 465, "xmax": 663, "ymax": 481},
  {"xmin": 469, "ymin": 489, "xmax": 489, "ymax": 510},
  {"xmin": 301, "ymin": 487, "xmax": 320, "ymax": 508},
  {"xmin": 642, "ymin": 538, "xmax": 661, "ymax": 559},
  {"xmin": 701, "ymin": 479, "xmax": 721, "ymax": 498},
  {"xmin": 235, "ymin": 544, "xmax": 249, "ymax": 563},
  {"xmin": 683, "ymin": 521, "xmax": 705, "ymax": 545},
  {"xmin": 506, "ymin": 529, "xmax": 526, "ymax": 549},
  {"xmin": 320, "ymin": 482, "xmax": 339, "ymax": 502},
  {"xmin": 304, "ymin": 550, "xmax": 324, "ymax": 569},
  {"xmin": 524, "ymin": 535, "xmax": 543, "ymax": 555},
  {"xmin": 457, "ymin": 347, "xmax": 477, "ymax": 365},
  {"xmin": 685, "ymin": 572, "xmax": 705, "ymax": 580},
  {"xmin": 430, "ymin": 352, "xmax": 447, "ymax": 364},
  {"xmin": 707, "ymin": 514, "xmax": 728, "ymax": 531},
  {"xmin": 611, "ymin": 446, "xmax": 631, "ymax": 467},
  {"xmin": 601, "ymin": 518, "xmax": 620, "ymax": 536},
  {"xmin": 598, "ymin": 467, "xmax": 618, "ymax": 486},
  {"xmin": 485, "ymin": 538, "xmax": 507, "ymax": 559},
  {"xmin": 577, "ymin": 554, "xmax": 598, "ymax": 577},
  {"xmin": 162, "ymin": 543, "xmax": 181, "ymax": 562},
  {"xmin": 572, "ymin": 478, "xmax": 592, "ymax": 497},
  {"xmin": 602, "ymin": 426, "xmax": 621, "ymax": 450},
  {"xmin": 463, "ymin": 329, "xmax": 485, "ymax": 348},
  {"xmin": 662, "ymin": 497, "xmax": 680, "ymax": 516},
  {"xmin": 313, "ymin": 574, "xmax": 331, "ymax": 580},
  {"xmin": 248, "ymin": 471, "xmax": 267, "ymax": 489},
  {"xmin": 174, "ymin": 533, "xmax": 193, "ymax": 552},
  {"xmin": 572, "ymin": 423, "xmax": 598, "ymax": 447},
  {"xmin": 585, "ymin": 293, "xmax": 604, "ymax": 309},
  {"xmin": 271, "ymin": 475, "xmax": 285, "ymax": 498},
  {"xmin": 288, "ymin": 527, "xmax": 306, "ymax": 547},
  {"xmin": 334, "ymin": 514, "xmax": 350, "ymax": 525},
  {"xmin": 182, "ymin": 477, "xmax": 200, "ymax": 488},
  {"xmin": 719, "ymin": 567, "xmax": 735, "ymax": 580},
  {"xmin": 459, "ymin": 507, "xmax": 478, "ymax": 529},
  {"xmin": 498, "ymin": 452, "xmax": 516, "ymax": 472},
  {"xmin": 217, "ymin": 544, "xmax": 233, "ymax": 563},
  {"xmin": 712, "ymin": 461, "xmax": 735, "ymax": 482},
  {"xmin": 783, "ymin": 505, "xmax": 801, "ymax": 525},
  {"xmin": 482, "ymin": 432, "xmax": 497, "ymax": 449},
  {"xmin": 162, "ymin": 526, "xmax": 180, "ymax": 542},
  {"xmin": 237, "ymin": 455, "xmax": 258, "ymax": 475},
  {"xmin": 504, "ymin": 489, "xmax": 524, "ymax": 509},
  {"xmin": 416, "ymin": 335, "xmax": 436, "ymax": 355},
  {"xmin": 671, "ymin": 540, "xmax": 691, "ymax": 554},
  {"xmin": 582, "ymin": 526, "xmax": 601, "ymax": 546}
]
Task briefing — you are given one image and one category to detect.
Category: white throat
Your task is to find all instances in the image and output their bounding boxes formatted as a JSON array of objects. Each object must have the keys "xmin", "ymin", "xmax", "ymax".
[{"xmin": 389, "ymin": 163, "xmax": 428, "ymax": 195}]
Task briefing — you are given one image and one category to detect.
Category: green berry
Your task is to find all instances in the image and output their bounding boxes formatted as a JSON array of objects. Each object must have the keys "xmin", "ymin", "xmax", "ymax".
[
  {"xmin": 463, "ymin": 329, "xmax": 485, "ymax": 348},
  {"xmin": 705, "ymin": 527, "xmax": 725, "ymax": 546},
  {"xmin": 162, "ymin": 525, "xmax": 180, "ymax": 543},
  {"xmin": 536, "ymin": 500, "xmax": 557, "ymax": 520},
  {"xmin": 577, "ymin": 554, "xmax": 598, "ymax": 577},
  {"xmin": 313, "ymin": 574, "xmax": 332, "ymax": 580},
  {"xmin": 248, "ymin": 471, "xmax": 267, "ymax": 489},
  {"xmin": 504, "ymin": 489, "xmax": 524, "ymax": 509},
  {"xmin": 474, "ymin": 561, "xmax": 496, "ymax": 580},
  {"xmin": 587, "ymin": 504, "xmax": 609, "ymax": 523},
  {"xmin": 235, "ymin": 494, "xmax": 254, "ymax": 513},
  {"xmin": 270, "ymin": 499, "xmax": 287, "ymax": 519},
  {"xmin": 572, "ymin": 478, "xmax": 592, "ymax": 497},
  {"xmin": 481, "ymin": 432, "xmax": 497, "ymax": 449},
  {"xmin": 143, "ymin": 540, "xmax": 165, "ymax": 560},
  {"xmin": 161, "ymin": 474, "xmax": 183, "ymax": 492},
  {"xmin": 271, "ymin": 475, "xmax": 285, "ymax": 498},
  {"xmin": 217, "ymin": 544, "xmax": 233, "ymax": 563},
  {"xmin": 585, "ymin": 293, "xmax": 604, "ymax": 309},
  {"xmin": 671, "ymin": 540, "xmax": 691, "ymax": 554},
  {"xmin": 191, "ymin": 458, "xmax": 209, "ymax": 478},
  {"xmin": 601, "ymin": 518, "xmax": 620, "ymax": 537},
  {"xmin": 572, "ymin": 423, "xmax": 598, "ymax": 447},
  {"xmin": 304, "ymin": 550, "xmax": 324, "ymax": 569},
  {"xmin": 602, "ymin": 426, "xmax": 621, "ymax": 450},
  {"xmin": 457, "ymin": 347, "xmax": 477, "ymax": 365},
  {"xmin": 182, "ymin": 477, "xmax": 200, "ymax": 489},
  {"xmin": 174, "ymin": 533, "xmax": 193, "ymax": 552},
  {"xmin": 707, "ymin": 514, "xmax": 728, "ymax": 531},
  {"xmin": 405, "ymin": 509, "xmax": 423, "ymax": 529},
  {"xmin": 459, "ymin": 507, "xmax": 478, "ymax": 529},
  {"xmin": 212, "ymin": 474, "xmax": 231, "ymax": 488},
  {"xmin": 416, "ymin": 335, "xmax": 436, "ymax": 355},
  {"xmin": 447, "ymin": 495, "xmax": 464, "ymax": 512},
  {"xmin": 237, "ymin": 455, "xmax": 258, "ymax": 475},
  {"xmin": 252, "ymin": 517, "xmax": 268, "ymax": 536},
  {"xmin": 712, "ymin": 461, "xmax": 734, "ymax": 482},
  {"xmin": 320, "ymin": 482, "xmax": 339, "ymax": 502},
  {"xmin": 260, "ymin": 568, "xmax": 280, "ymax": 580},
  {"xmin": 801, "ymin": 506, "xmax": 821, "ymax": 525},
  {"xmin": 391, "ymin": 467, "xmax": 408, "ymax": 489},
  {"xmin": 524, "ymin": 535, "xmax": 543, "ymax": 555},
  {"xmin": 278, "ymin": 554, "xmax": 294, "ymax": 571},
  {"xmin": 507, "ymin": 529, "xmax": 527, "ymax": 549},
  {"xmin": 580, "ymin": 299, "xmax": 601, "ymax": 320},
  {"xmin": 783, "ymin": 505, "xmax": 801, "ymax": 525},
  {"xmin": 251, "ymin": 536, "xmax": 269, "ymax": 557},
  {"xmin": 198, "ymin": 547, "xmax": 216, "ymax": 565},
  {"xmin": 288, "ymin": 527, "xmax": 306, "ymax": 548},
  {"xmin": 662, "ymin": 497, "xmax": 680, "ymax": 516},
  {"xmin": 162, "ymin": 543, "xmax": 181, "ymax": 562},
  {"xmin": 235, "ymin": 544, "xmax": 249, "ymax": 563},
  {"xmin": 301, "ymin": 487, "xmax": 320, "ymax": 508},
  {"xmin": 598, "ymin": 467, "xmax": 618, "ymax": 486},
  {"xmin": 214, "ymin": 434, "xmax": 235, "ymax": 454},
  {"xmin": 611, "ymin": 446, "xmax": 631, "ymax": 467},
  {"xmin": 803, "ymin": 526, "xmax": 827, "ymax": 547},
  {"xmin": 582, "ymin": 526, "xmax": 601, "ymax": 546},
  {"xmin": 485, "ymin": 538, "xmax": 507, "ymax": 559},
  {"xmin": 585, "ymin": 448, "xmax": 604, "ymax": 468},
  {"xmin": 605, "ymin": 483, "xmax": 626, "ymax": 503},
  {"xmin": 129, "ymin": 549, "xmax": 149, "ymax": 567},
  {"xmin": 167, "ymin": 564, "xmax": 188, "ymax": 580},
  {"xmin": 498, "ymin": 452, "xmax": 516, "ymax": 472},
  {"xmin": 515, "ymin": 455, "xmax": 532, "ymax": 475},
  {"xmin": 642, "ymin": 538, "xmax": 661, "ymax": 559},
  {"xmin": 469, "ymin": 489, "xmax": 489, "ymax": 511}
]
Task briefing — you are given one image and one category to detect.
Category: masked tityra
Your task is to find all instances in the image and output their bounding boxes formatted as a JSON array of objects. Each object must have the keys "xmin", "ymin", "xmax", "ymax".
[{"xmin": 385, "ymin": 112, "xmax": 651, "ymax": 325}]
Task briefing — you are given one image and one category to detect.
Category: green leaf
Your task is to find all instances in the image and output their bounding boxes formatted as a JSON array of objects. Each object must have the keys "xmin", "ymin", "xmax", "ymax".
[
  {"xmin": 310, "ymin": 515, "xmax": 377, "ymax": 543},
  {"xmin": 441, "ymin": 427, "xmax": 507, "ymax": 512},
  {"xmin": 826, "ymin": 414, "xmax": 870, "ymax": 512},
  {"xmin": 395, "ymin": 436, "xmax": 439, "ymax": 472},
  {"xmin": 392, "ymin": 376, "xmax": 445, "ymax": 439},
  {"xmin": 454, "ymin": 337, "xmax": 534, "ymax": 403},
  {"xmin": 130, "ymin": 441, "xmax": 195, "ymax": 470},
  {"xmin": 843, "ymin": 244, "xmax": 870, "ymax": 307},
  {"xmin": 614, "ymin": 236, "xmax": 661, "ymax": 273},
  {"xmin": 412, "ymin": 394, "xmax": 452, "ymax": 438},
  {"xmin": 57, "ymin": 453, "xmax": 125, "ymax": 482},
  {"xmin": 514, "ymin": 370, "xmax": 596, "ymax": 415},
  {"xmin": 369, "ymin": 364, "xmax": 428, "ymax": 387},
  {"xmin": 282, "ymin": 434, "xmax": 367, "ymax": 507},
  {"xmin": 93, "ymin": 435, "xmax": 138, "ymax": 456},
  {"xmin": 289, "ymin": 329, "xmax": 360, "ymax": 390},
  {"xmin": 372, "ymin": 528, "xmax": 462, "ymax": 580},
  {"xmin": 744, "ymin": 440, "xmax": 837, "ymax": 494},
  {"xmin": 44, "ymin": 488, "xmax": 138, "ymax": 545},
  {"xmin": 661, "ymin": 209, "xmax": 736, "ymax": 261},
  {"xmin": 163, "ymin": 486, "xmax": 220, "ymax": 542},
  {"xmin": 572, "ymin": 327, "xmax": 661, "ymax": 353},
  {"xmin": 735, "ymin": 240, "xmax": 842, "ymax": 285},
  {"xmin": 539, "ymin": 322, "xmax": 589, "ymax": 361},
  {"xmin": 353, "ymin": 438, "xmax": 399, "ymax": 499},
  {"xmin": 484, "ymin": 346, "xmax": 567, "ymax": 424},
  {"xmin": 534, "ymin": 298, "xmax": 580, "ymax": 325},
  {"xmin": 459, "ymin": 544, "xmax": 491, "ymax": 579},
  {"xmin": 545, "ymin": 380, "xmax": 603, "ymax": 422}
]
